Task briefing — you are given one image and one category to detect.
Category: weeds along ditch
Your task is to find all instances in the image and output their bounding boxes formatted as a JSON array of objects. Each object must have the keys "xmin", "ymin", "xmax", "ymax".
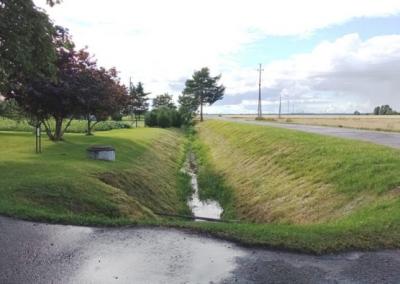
[{"xmin": 171, "ymin": 120, "xmax": 400, "ymax": 253}]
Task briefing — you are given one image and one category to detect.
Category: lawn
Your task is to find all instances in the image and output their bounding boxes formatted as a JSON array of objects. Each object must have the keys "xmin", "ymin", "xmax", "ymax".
[
  {"xmin": 0, "ymin": 128, "xmax": 190, "ymax": 225},
  {"xmin": 0, "ymin": 117, "xmax": 137, "ymax": 133},
  {"xmin": 184, "ymin": 120, "xmax": 400, "ymax": 253}
]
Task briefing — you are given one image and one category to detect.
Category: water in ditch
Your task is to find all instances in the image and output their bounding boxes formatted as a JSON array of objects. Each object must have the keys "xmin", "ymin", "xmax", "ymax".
[{"xmin": 184, "ymin": 152, "xmax": 223, "ymax": 220}]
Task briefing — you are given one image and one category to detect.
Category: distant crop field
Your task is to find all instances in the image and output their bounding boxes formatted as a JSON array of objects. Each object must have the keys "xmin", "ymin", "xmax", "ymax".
[{"xmin": 226, "ymin": 114, "xmax": 400, "ymax": 132}]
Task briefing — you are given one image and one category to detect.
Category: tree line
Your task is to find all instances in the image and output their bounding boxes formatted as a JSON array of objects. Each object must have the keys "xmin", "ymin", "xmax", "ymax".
[
  {"xmin": 0, "ymin": 0, "xmax": 225, "ymax": 141},
  {"xmin": 373, "ymin": 105, "xmax": 398, "ymax": 115}
]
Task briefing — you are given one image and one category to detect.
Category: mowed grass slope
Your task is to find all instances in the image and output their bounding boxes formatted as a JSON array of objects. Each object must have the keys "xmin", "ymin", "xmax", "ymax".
[
  {"xmin": 0, "ymin": 128, "xmax": 189, "ymax": 225},
  {"xmin": 187, "ymin": 120, "xmax": 400, "ymax": 252}
]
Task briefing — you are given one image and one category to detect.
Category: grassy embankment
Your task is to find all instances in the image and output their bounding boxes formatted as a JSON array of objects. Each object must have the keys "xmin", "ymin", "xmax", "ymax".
[
  {"xmin": 2, "ymin": 118, "xmax": 400, "ymax": 253},
  {"xmin": 0, "ymin": 128, "xmax": 191, "ymax": 225},
  {"xmin": 183, "ymin": 120, "xmax": 400, "ymax": 253},
  {"xmin": 229, "ymin": 114, "xmax": 400, "ymax": 132}
]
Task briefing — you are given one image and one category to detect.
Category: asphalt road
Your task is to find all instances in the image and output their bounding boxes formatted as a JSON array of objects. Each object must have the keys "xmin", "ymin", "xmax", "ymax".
[
  {"xmin": 219, "ymin": 117, "xmax": 400, "ymax": 149},
  {"xmin": 1, "ymin": 216, "xmax": 400, "ymax": 283}
]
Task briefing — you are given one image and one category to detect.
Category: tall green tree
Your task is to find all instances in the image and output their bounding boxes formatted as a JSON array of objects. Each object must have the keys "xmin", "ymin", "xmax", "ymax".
[
  {"xmin": 178, "ymin": 93, "xmax": 198, "ymax": 125},
  {"xmin": 76, "ymin": 66, "xmax": 128, "ymax": 136},
  {"xmin": 125, "ymin": 81, "xmax": 149, "ymax": 127},
  {"xmin": 182, "ymin": 67, "xmax": 225, "ymax": 121},
  {"xmin": 153, "ymin": 93, "xmax": 175, "ymax": 109},
  {"xmin": 373, "ymin": 105, "xmax": 396, "ymax": 115},
  {"xmin": 0, "ymin": 0, "xmax": 56, "ymax": 96},
  {"xmin": 13, "ymin": 27, "xmax": 94, "ymax": 141}
]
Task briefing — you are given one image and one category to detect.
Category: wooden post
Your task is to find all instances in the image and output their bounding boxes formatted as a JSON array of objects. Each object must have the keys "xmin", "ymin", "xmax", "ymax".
[{"xmin": 35, "ymin": 123, "xmax": 42, "ymax": 153}]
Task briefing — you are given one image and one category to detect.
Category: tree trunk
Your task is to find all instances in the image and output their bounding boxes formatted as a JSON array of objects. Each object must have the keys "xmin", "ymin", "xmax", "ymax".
[
  {"xmin": 53, "ymin": 118, "xmax": 63, "ymax": 141},
  {"xmin": 200, "ymin": 102, "xmax": 203, "ymax": 122},
  {"xmin": 87, "ymin": 119, "xmax": 92, "ymax": 136},
  {"xmin": 42, "ymin": 120, "xmax": 54, "ymax": 140}
]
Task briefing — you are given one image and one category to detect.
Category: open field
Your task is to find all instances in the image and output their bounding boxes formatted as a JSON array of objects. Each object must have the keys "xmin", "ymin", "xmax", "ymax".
[
  {"xmin": 189, "ymin": 120, "xmax": 400, "ymax": 252},
  {"xmin": 226, "ymin": 114, "xmax": 400, "ymax": 132},
  {"xmin": 0, "ymin": 128, "xmax": 190, "ymax": 225}
]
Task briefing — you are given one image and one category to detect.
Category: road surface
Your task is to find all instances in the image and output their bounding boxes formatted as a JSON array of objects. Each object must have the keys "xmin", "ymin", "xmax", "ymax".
[
  {"xmin": 219, "ymin": 117, "xmax": 400, "ymax": 149},
  {"xmin": 1, "ymin": 216, "xmax": 400, "ymax": 283}
]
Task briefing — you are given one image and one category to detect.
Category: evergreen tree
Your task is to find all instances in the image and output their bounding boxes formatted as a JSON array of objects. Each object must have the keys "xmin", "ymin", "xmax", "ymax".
[
  {"xmin": 182, "ymin": 67, "xmax": 225, "ymax": 121},
  {"xmin": 126, "ymin": 81, "xmax": 150, "ymax": 127}
]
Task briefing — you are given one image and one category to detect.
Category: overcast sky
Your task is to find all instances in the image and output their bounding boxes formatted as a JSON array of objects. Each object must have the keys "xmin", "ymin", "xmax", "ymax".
[{"xmin": 35, "ymin": 0, "xmax": 400, "ymax": 114}]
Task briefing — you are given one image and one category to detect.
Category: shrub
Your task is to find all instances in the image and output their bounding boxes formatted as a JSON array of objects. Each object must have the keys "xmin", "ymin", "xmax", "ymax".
[
  {"xmin": 93, "ymin": 121, "xmax": 131, "ymax": 131},
  {"xmin": 145, "ymin": 107, "xmax": 183, "ymax": 128},
  {"xmin": 145, "ymin": 111, "xmax": 158, "ymax": 127},
  {"xmin": 171, "ymin": 111, "xmax": 183, "ymax": 127},
  {"xmin": 157, "ymin": 107, "xmax": 172, "ymax": 128}
]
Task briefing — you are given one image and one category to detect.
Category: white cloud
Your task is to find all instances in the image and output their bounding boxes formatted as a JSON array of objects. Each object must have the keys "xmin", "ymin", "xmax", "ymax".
[
  {"xmin": 34, "ymin": 0, "xmax": 400, "ymax": 112},
  {"xmin": 204, "ymin": 33, "xmax": 400, "ymax": 113},
  {"xmin": 265, "ymin": 34, "xmax": 400, "ymax": 112}
]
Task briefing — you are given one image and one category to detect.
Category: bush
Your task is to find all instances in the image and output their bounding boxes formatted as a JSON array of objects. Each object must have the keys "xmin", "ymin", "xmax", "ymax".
[
  {"xmin": 145, "ymin": 111, "xmax": 158, "ymax": 127},
  {"xmin": 171, "ymin": 111, "xmax": 182, "ymax": 127},
  {"xmin": 92, "ymin": 121, "xmax": 131, "ymax": 131},
  {"xmin": 0, "ymin": 118, "xmax": 33, "ymax": 131},
  {"xmin": 157, "ymin": 107, "xmax": 172, "ymax": 128},
  {"xmin": 145, "ymin": 107, "xmax": 183, "ymax": 128}
]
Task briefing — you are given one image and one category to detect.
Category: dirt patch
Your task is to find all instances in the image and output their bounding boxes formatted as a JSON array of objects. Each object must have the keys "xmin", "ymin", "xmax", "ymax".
[{"xmin": 388, "ymin": 187, "xmax": 400, "ymax": 198}]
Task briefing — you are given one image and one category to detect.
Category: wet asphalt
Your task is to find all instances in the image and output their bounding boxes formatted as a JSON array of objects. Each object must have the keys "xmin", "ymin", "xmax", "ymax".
[
  {"xmin": 219, "ymin": 117, "xmax": 400, "ymax": 149},
  {"xmin": 1, "ymin": 216, "xmax": 400, "ymax": 283}
]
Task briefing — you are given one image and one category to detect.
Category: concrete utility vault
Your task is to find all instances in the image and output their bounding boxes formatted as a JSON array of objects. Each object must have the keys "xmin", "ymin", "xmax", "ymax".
[{"xmin": 87, "ymin": 145, "xmax": 115, "ymax": 161}]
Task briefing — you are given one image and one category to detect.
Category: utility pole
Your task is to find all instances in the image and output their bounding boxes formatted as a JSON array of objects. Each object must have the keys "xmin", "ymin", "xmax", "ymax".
[
  {"xmin": 257, "ymin": 63, "xmax": 264, "ymax": 118},
  {"xmin": 278, "ymin": 93, "xmax": 282, "ymax": 118}
]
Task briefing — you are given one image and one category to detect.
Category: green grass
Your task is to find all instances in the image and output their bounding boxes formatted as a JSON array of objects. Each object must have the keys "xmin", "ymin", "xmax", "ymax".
[
  {"xmin": 2, "ymin": 119, "xmax": 400, "ymax": 254},
  {"xmin": 0, "ymin": 128, "xmax": 191, "ymax": 225},
  {"xmin": 0, "ymin": 118, "xmax": 134, "ymax": 133},
  {"xmin": 180, "ymin": 119, "xmax": 400, "ymax": 253}
]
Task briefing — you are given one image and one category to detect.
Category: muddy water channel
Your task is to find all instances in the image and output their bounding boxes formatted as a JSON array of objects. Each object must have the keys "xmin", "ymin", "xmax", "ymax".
[{"xmin": 184, "ymin": 152, "xmax": 223, "ymax": 220}]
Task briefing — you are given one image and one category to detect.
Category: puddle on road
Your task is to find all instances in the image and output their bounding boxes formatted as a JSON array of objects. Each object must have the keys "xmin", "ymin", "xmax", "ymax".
[
  {"xmin": 1, "ymin": 216, "xmax": 247, "ymax": 284},
  {"xmin": 183, "ymin": 152, "xmax": 223, "ymax": 221},
  {"xmin": 70, "ymin": 228, "xmax": 246, "ymax": 284}
]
